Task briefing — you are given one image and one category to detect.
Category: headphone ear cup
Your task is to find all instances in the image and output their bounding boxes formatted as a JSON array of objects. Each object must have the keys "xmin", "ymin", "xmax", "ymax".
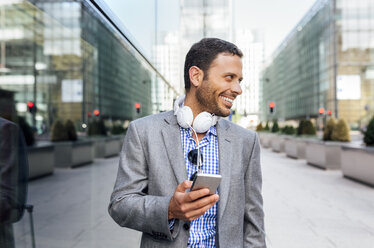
[
  {"xmin": 193, "ymin": 112, "xmax": 213, "ymax": 133},
  {"xmin": 177, "ymin": 106, "xmax": 193, "ymax": 129}
]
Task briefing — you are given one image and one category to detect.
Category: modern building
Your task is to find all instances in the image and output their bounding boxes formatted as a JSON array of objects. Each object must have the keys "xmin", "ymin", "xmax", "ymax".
[
  {"xmin": 234, "ymin": 29, "xmax": 264, "ymax": 128},
  {"xmin": 152, "ymin": 31, "xmax": 182, "ymax": 108},
  {"xmin": 0, "ymin": 0, "xmax": 177, "ymax": 133},
  {"xmin": 261, "ymin": 0, "xmax": 374, "ymax": 128}
]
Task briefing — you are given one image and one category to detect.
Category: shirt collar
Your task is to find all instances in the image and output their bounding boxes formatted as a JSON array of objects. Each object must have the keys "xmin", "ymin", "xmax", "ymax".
[{"xmin": 180, "ymin": 125, "xmax": 217, "ymax": 139}]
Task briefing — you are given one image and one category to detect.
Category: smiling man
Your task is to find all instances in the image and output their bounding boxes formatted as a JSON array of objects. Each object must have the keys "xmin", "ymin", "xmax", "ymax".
[{"xmin": 109, "ymin": 38, "xmax": 266, "ymax": 248}]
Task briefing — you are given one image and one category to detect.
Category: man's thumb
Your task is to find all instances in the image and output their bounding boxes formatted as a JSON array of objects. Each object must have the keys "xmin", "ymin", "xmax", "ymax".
[{"xmin": 176, "ymin": 180, "xmax": 192, "ymax": 192}]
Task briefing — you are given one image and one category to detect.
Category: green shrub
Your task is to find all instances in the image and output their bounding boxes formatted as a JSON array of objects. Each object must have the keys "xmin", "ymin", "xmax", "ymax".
[
  {"xmin": 17, "ymin": 116, "xmax": 35, "ymax": 146},
  {"xmin": 264, "ymin": 121, "xmax": 270, "ymax": 131},
  {"xmin": 88, "ymin": 118, "xmax": 107, "ymax": 136},
  {"xmin": 297, "ymin": 120, "xmax": 305, "ymax": 136},
  {"xmin": 50, "ymin": 119, "xmax": 68, "ymax": 142},
  {"xmin": 281, "ymin": 125, "xmax": 295, "ymax": 135},
  {"xmin": 297, "ymin": 119, "xmax": 316, "ymax": 135},
  {"xmin": 303, "ymin": 120, "xmax": 316, "ymax": 135},
  {"xmin": 364, "ymin": 116, "xmax": 374, "ymax": 146},
  {"xmin": 331, "ymin": 119, "xmax": 350, "ymax": 142},
  {"xmin": 323, "ymin": 118, "xmax": 336, "ymax": 141},
  {"xmin": 271, "ymin": 120, "xmax": 279, "ymax": 133},
  {"xmin": 256, "ymin": 123, "xmax": 264, "ymax": 132},
  {"xmin": 65, "ymin": 120, "xmax": 77, "ymax": 141},
  {"xmin": 111, "ymin": 124, "xmax": 126, "ymax": 135}
]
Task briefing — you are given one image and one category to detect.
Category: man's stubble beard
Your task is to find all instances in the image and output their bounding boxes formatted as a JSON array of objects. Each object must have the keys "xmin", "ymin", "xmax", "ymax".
[{"xmin": 195, "ymin": 80, "xmax": 230, "ymax": 117}]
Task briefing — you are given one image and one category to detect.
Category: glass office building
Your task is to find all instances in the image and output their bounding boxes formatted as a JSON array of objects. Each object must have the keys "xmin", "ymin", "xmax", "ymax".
[
  {"xmin": 261, "ymin": 0, "xmax": 374, "ymax": 127},
  {"xmin": 0, "ymin": 0, "xmax": 177, "ymax": 132}
]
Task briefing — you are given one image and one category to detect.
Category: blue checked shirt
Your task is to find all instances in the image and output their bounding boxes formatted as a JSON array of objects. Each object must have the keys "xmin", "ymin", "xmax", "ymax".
[{"xmin": 181, "ymin": 125, "xmax": 219, "ymax": 247}]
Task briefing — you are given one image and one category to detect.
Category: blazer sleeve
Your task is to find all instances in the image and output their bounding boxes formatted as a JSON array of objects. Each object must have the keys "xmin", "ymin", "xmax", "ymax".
[
  {"xmin": 108, "ymin": 121, "xmax": 174, "ymax": 241},
  {"xmin": 243, "ymin": 133, "xmax": 267, "ymax": 247}
]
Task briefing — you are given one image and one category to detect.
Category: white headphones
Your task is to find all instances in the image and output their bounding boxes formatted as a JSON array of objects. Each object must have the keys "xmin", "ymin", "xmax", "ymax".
[{"xmin": 173, "ymin": 95, "xmax": 219, "ymax": 133}]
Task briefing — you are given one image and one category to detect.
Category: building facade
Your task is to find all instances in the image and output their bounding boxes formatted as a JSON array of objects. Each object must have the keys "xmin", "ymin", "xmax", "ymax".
[
  {"xmin": 261, "ymin": 0, "xmax": 374, "ymax": 128},
  {"xmin": 235, "ymin": 29, "xmax": 264, "ymax": 128},
  {"xmin": 0, "ymin": 0, "xmax": 177, "ymax": 132}
]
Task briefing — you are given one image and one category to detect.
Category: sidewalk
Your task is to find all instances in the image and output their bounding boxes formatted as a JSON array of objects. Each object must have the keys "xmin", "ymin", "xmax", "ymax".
[
  {"xmin": 262, "ymin": 147, "xmax": 374, "ymax": 248},
  {"xmin": 14, "ymin": 148, "xmax": 374, "ymax": 247}
]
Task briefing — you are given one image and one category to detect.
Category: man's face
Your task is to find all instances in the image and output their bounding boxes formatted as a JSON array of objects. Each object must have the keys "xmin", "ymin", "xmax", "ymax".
[{"xmin": 195, "ymin": 53, "xmax": 243, "ymax": 117}]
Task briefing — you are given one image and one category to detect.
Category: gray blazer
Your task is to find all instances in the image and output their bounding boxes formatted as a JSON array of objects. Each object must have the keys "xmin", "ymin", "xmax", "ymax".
[{"xmin": 108, "ymin": 111, "xmax": 266, "ymax": 247}]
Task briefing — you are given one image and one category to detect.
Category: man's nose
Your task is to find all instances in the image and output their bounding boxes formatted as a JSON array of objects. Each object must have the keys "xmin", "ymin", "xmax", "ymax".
[{"xmin": 232, "ymin": 81, "xmax": 242, "ymax": 95}]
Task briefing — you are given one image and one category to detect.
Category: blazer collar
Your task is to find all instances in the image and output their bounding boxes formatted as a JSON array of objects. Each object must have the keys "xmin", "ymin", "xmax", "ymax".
[
  {"xmin": 216, "ymin": 119, "xmax": 232, "ymax": 220},
  {"xmin": 161, "ymin": 112, "xmax": 187, "ymax": 184}
]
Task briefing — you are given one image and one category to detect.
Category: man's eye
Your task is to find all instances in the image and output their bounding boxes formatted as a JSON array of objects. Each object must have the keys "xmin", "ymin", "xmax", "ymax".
[{"xmin": 226, "ymin": 75, "xmax": 234, "ymax": 80}]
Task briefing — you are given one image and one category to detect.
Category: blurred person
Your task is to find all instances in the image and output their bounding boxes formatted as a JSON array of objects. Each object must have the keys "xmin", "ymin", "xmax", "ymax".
[
  {"xmin": 109, "ymin": 38, "xmax": 266, "ymax": 247},
  {"xmin": 0, "ymin": 117, "xmax": 28, "ymax": 248}
]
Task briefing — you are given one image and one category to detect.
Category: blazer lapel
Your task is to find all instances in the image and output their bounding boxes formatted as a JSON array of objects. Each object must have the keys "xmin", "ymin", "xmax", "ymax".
[
  {"xmin": 161, "ymin": 112, "xmax": 187, "ymax": 184},
  {"xmin": 216, "ymin": 119, "xmax": 232, "ymax": 220}
]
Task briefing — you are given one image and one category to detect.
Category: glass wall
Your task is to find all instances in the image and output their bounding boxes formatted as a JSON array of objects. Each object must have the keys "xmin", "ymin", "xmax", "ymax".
[
  {"xmin": 0, "ymin": 0, "xmax": 177, "ymax": 133},
  {"xmin": 261, "ymin": 0, "xmax": 374, "ymax": 128},
  {"xmin": 261, "ymin": 0, "xmax": 334, "ymax": 122},
  {"xmin": 337, "ymin": 0, "xmax": 374, "ymax": 127}
]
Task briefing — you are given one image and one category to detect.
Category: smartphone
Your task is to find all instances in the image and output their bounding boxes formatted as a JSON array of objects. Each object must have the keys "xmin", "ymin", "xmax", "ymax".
[{"xmin": 191, "ymin": 173, "xmax": 222, "ymax": 194}]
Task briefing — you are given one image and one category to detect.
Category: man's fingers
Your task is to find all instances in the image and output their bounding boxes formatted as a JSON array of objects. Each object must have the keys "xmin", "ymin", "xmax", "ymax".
[
  {"xmin": 176, "ymin": 180, "xmax": 192, "ymax": 193},
  {"xmin": 187, "ymin": 188, "xmax": 210, "ymax": 201},
  {"xmin": 184, "ymin": 196, "xmax": 219, "ymax": 221},
  {"xmin": 182, "ymin": 194, "xmax": 219, "ymax": 213}
]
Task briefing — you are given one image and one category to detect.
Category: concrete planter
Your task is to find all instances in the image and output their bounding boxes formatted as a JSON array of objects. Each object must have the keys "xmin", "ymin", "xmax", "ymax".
[
  {"xmin": 284, "ymin": 137, "xmax": 298, "ymax": 158},
  {"xmin": 258, "ymin": 132, "xmax": 275, "ymax": 148},
  {"xmin": 285, "ymin": 137, "xmax": 311, "ymax": 159},
  {"xmin": 27, "ymin": 144, "xmax": 54, "ymax": 179},
  {"xmin": 54, "ymin": 140, "xmax": 94, "ymax": 168},
  {"xmin": 92, "ymin": 136, "xmax": 122, "ymax": 158},
  {"xmin": 271, "ymin": 135, "xmax": 286, "ymax": 153},
  {"xmin": 305, "ymin": 140, "xmax": 347, "ymax": 170},
  {"xmin": 341, "ymin": 145, "xmax": 374, "ymax": 186}
]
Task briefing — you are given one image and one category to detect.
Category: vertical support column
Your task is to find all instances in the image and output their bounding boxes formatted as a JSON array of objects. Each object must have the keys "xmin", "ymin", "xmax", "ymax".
[
  {"xmin": 332, "ymin": 0, "xmax": 338, "ymax": 118},
  {"xmin": 32, "ymin": 3, "xmax": 37, "ymax": 128}
]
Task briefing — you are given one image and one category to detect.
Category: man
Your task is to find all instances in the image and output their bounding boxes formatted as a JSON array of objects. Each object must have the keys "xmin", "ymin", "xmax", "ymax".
[{"xmin": 109, "ymin": 38, "xmax": 266, "ymax": 247}]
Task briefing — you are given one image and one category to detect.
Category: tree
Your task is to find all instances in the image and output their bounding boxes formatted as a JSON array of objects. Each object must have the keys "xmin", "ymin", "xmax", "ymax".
[
  {"xmin": 256, "ymin": 123, "xmax": 264, "ymax": 132},
  {"xmin": 88, "ymin": 118, "xmax": 107, "ymax": 136},
  {"xmin": 323, "ymin": 118, "xmax": 336, "ymax": 141},
  {"xmin": 65, "ymin": 120, "xmax": 77, "ymax": 141},
  {"xmin": 331, "ymin": 119, "xmax": 351, "ymax": 142},
  {"xmin": 297, "ymin": 120, "xmax": 305, "ymax": 136},
  {"xmin": 50, "ymin": 119, "xmax": 68, "ymax": 142},
  {"xmin": 303, "ymin": 120, "xmax": 316, "ymax": 135},
  {"xmin": 271, "ymin": 120, "xmax": 279, "ymax": 133},
  {"xmin": 282, "ymin": 125, "xmax": 295, "ymax": 135},
  {"xmin": 364, "ymin": 116, "xmax": 374, "ymax": 146}
]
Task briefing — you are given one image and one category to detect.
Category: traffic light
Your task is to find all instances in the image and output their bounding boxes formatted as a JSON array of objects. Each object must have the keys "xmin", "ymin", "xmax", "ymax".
[
  {"xmin": 327, "ymin": 110, "xmax": 332, "ymax": 116},
  {"xmin": 319, "ymin": 108, "xmax": 325, "ymax": 115},
  {"xmin": 269, "ymin": 102, "xmax": 275, "ymax": 114},
  {"xmin": 27, "ymin": 101, "xmax": 36, "ymax": 114},
  {"xmin": 135, "ymin": 103, "xmax": 141, "ymax": 114},
  {"xmin": 93, "ymin": 109, "xmax": 100, "ymax": 116}
]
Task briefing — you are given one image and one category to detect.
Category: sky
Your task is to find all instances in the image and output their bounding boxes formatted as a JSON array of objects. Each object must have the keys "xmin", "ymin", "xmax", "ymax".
[{"xmin": 104, "ymin": 0, "xmax": 317, "ymax": 60}]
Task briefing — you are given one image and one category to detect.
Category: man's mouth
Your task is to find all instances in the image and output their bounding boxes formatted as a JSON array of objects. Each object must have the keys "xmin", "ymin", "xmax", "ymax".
[{"xmin": 220, "ymin": 96, "xmax": 234, "ymax": 104}]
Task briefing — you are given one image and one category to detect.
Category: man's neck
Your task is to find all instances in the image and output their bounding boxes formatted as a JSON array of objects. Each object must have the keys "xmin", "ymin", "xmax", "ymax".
[{"xmin": 184, "ymin": 94, "xmax": 206, "ymax": 121}]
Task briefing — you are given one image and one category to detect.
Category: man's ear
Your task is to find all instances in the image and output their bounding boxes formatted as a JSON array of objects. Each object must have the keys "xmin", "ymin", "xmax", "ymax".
[{"xmin": 189, "ymin": 66, "xmax": 203, "ymax": 88}]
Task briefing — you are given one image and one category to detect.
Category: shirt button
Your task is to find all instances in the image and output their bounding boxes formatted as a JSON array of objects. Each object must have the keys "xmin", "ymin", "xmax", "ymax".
[{"xmin": 183, "ymin": 223, "xmax": 190, "ymax": 230}]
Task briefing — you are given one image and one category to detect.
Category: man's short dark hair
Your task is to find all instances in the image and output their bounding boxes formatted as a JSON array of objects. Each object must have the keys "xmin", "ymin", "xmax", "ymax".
[{"xmin": 184, "ymin": 38, "xmax": 243, "ymax": 90}]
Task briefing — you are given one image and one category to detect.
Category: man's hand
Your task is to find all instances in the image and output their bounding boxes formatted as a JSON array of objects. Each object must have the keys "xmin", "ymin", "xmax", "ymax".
[{"xmin": 168, "ymin": 180, "xmax": 219, "ymax": 221}]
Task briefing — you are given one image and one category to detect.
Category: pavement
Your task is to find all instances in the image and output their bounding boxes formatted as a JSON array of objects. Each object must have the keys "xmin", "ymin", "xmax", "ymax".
[{"xmin": 14, "ymin": 146, "xmax": 374, "ymax": 248}]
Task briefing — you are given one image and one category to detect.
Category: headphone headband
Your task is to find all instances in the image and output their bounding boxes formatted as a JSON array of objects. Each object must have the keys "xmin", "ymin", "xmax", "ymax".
[{"xmin": 174, "ymin": 95, "xmax": 219, "ymax": 133}]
